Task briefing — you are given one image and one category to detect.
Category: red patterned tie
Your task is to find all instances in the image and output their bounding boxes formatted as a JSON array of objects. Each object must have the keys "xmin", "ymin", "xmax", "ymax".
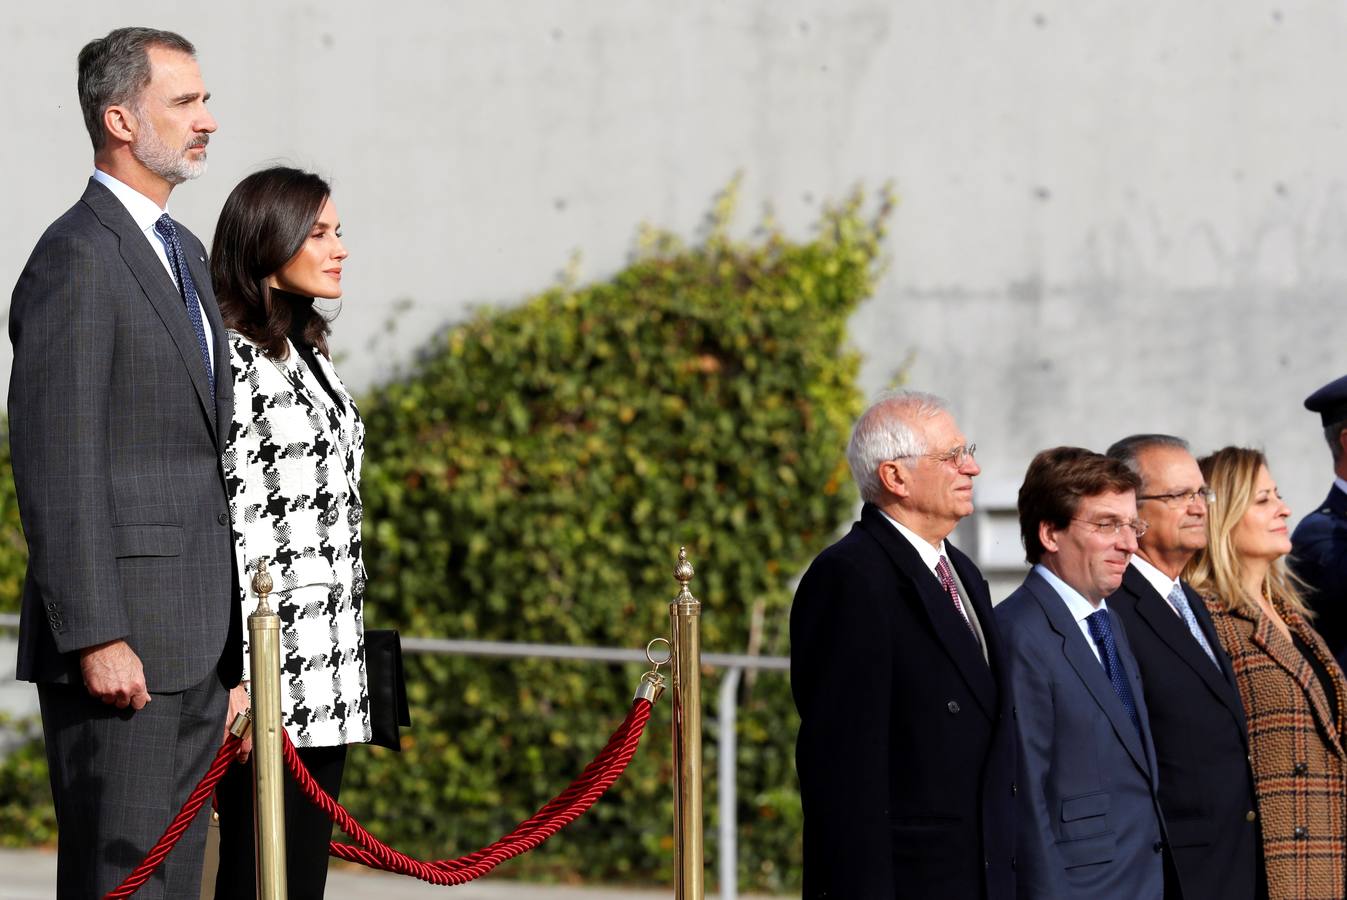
[{"xmin": 936, "ymin": 555, "xmax": 978, "ymax": 637}]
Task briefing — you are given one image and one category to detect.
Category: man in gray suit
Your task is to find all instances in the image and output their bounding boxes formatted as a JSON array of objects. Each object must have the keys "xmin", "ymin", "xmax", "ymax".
[
  {"xmin": 996, "ymin": 447, "xmax": 1168, "ymax": 899},
  {"xmin": 8, "ymin": 27, "xmax": 241, "ymax": 897}
]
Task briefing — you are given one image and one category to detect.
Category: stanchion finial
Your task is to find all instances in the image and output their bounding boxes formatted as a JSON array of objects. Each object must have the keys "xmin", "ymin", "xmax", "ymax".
[
  {"xmin": 673, "ymin": 547, "xmax": 696, "ymax": 608},
  {"xmin": 251, "ymin": 556, "xmax": 275, "ymax": 616}
]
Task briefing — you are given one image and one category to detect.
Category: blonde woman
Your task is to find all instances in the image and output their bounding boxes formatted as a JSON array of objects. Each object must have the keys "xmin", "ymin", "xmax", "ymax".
[{"xmin": 1185, "ymin": 446, "xmax": 1347, "ymax": 900}]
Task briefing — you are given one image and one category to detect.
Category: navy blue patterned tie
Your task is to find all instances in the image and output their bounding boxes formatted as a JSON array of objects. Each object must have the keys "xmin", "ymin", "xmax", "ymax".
[
  {"xmin": 1086, "ymin": 609, "xmax": 1142, "ymax": 739},
  {"xmin": 153, "ymin": 214, "xmax": 214, "ymax": 395}
]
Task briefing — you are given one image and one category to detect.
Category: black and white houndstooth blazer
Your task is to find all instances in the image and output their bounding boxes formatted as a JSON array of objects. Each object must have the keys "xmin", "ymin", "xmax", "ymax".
[{"xmin": 223, "ymin": 331, "xmax": 371, "ymax": 747}]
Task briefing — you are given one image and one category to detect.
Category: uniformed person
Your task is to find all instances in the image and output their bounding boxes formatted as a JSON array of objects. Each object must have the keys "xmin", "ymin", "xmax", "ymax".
[{"xmin": 1290, "ymin": 373, "xmax": 1347, "ymax": 667}]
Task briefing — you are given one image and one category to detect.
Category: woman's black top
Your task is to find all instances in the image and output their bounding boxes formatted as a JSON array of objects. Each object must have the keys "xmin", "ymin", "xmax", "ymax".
[
  {"xmin": 275, "ymin": 289, "xmax": 344, "ymax": 412},
  {"xmin": 1291, "ymin": 628, "xmax": 1339, "ymax": 720}
]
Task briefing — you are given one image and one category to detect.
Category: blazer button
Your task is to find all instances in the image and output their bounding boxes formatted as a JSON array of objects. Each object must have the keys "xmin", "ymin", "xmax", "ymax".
[
  {"xmin": 1294, "ymin": 826, "xmax": 1309, "ymax": 840},
  {"xmin": 1293, "ymin": 762, "xmax": 1309, "ymax": 775},
  {"xmin": 1011, "ymin": 782, "xmax": 1018, "ymax": 796},
  {"xmin": 45, "ymin": 601, "xmax": 57, "ymax": 611},
  {"xmin": 1245, "ymin": 811, "xmax": 1257, "ymax": 822},
  {"xmin": 217, "ymin": 512, "xmax": 228, "ymax": 526},
  {"xmin": 947, "ymin": 701, "xmax": 961, "ymax": 714},
  {"xmin": 1152, "ymin": 840, "xmax": 1164, "ymax": 853}
]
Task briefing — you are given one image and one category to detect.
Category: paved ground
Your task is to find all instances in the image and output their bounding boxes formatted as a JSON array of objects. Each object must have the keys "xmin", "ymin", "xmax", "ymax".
[{"xmin": 0, "ymin": 847, "xmax": 790, "ymax": 899}]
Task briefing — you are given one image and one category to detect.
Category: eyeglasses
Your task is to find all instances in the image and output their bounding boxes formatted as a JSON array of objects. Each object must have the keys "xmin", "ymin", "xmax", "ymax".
[
  {"xmin": 1137, "ymin": 488, "xmax": 1215, "ymax": 508},
  {"xmin": 920, "ymin": 443, "xmax": 977, "ymax": 467},
  {"xmin": 1071, "ymin": 518, "xmax": 1149, "ymax": 538}
]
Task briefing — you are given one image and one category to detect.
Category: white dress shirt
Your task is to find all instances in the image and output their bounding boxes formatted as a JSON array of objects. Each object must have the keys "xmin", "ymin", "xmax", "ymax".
[
  {"xmin": 1130, "ymin": 555, "xmax": 1183, "ymax": 617},
  {"xmin": 876, "ymin": 511, "xmax": 989, "ymax": 661},
  {"xmin": 1034, "ymin": 563, "xmax": 1107, "ymax": 665},
  {"xmin": 91, "ymin": 169, "xmax": 215, "ymax": 372}
]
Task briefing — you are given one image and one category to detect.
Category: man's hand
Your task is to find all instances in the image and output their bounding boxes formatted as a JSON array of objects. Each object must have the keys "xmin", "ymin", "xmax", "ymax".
[
  {"xmin": 79, "ymin": 639, "xmax": 150, "ymax": 710},
  {"xmin": 226, "ymin": 683, "xmax": 253, "ymax": 762}
]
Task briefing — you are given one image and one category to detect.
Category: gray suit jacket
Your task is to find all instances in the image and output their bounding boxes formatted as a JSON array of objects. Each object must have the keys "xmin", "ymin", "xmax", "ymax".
[
  {"xmin": 9, "ymin": 177, "xmax": 237, "ymax": 692},
  {"xmin": 996, "ymin": 568, "xmax": 1167, "ymax": 900}
]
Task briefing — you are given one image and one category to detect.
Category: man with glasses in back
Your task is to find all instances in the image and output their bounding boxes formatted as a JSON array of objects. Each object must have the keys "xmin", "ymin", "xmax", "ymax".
[
  {"xmin": 1105, "ymin": 435, "xmax": 1263, "ymax": 900},
  {"xmin": 996, "ymin": 447, "xmax": 1167, "ymax": 899},
  {"xmin": 791, "ymin": 390, "xmax": 1015, "ymax": 899}
]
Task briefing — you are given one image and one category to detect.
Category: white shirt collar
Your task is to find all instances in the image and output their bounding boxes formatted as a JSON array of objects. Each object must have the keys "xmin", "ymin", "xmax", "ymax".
[
  {"xmin": 92, "ymin": 169, "xmax": 166, "ymax": 231},
  {"xmin": 1129, "ymin": 555, "xmax": 1181, "ymax": 603},
  {"xmin": 878, "ymin": 508, "xmax": 947, "ymax": 573},
  {"xmin": 1034, "ymin": 563, "xmax": 1108, "ymax": 625}
]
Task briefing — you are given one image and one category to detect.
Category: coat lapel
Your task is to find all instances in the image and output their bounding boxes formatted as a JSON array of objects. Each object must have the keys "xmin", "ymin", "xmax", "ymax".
[
  {"xmin": 81, "ymin": 179, "xmax": 219, "ymax": 443},
  {"xmin": 860, "ymin": 505, "xmax": 996, "ymax": 716},
  {"xmin": 187, "ymin": 246, "xmax": 230, "ymax": 437},
  {"xmin": 1124, "ymin": 566, "xmax": 1247, "ymax": 733},
  {"xmin": 1244, "ymin": 602, "xmax": 1347, "ymax": 761},
  {"xmin": 1026, "ymin": 569, "xmax": 1153, "ymax": 776}
]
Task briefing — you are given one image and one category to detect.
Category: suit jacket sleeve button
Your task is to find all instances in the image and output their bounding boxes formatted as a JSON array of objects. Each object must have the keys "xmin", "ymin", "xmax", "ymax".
[
  {"xmin": 1293, "ymin": 826, "xmax": 1308, "ymax": 839},
  {"xmin": 947, "ymin": 700, "xmax": 960, "ymax": 714},
  {"xmin": 1293, "ymin": 761, "xmax": 1309, "ymax": 775},
  {"xmin": 1011, "ymin": 782, "xmax": 1018, "ymax": 796}
]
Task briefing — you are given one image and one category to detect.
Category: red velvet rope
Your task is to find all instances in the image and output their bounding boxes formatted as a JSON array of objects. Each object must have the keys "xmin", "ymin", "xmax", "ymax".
[
  {"xmin": 284, "ymin": 698, "xmax": 654, "ymax": 884},
  {"xmin": 103, "ymin": 734, "xmax": 244, "ymax": 899},
  {"xmin": 101, "ymin": 697, "xmax": 653, "ymax": 895}
]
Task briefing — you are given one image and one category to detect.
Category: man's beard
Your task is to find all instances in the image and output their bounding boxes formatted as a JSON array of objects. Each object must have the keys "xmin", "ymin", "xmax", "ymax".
[{"xmin": 131, "ymin": 117, "xmax": 208, "ymax": 185}]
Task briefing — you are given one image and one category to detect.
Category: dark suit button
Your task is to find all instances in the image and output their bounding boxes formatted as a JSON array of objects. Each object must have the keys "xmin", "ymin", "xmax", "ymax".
[
  {"xmin": 947, "ymin": 701, "xmax": 960, "ymax": 714},
  {"xmin": 1246, "ymin": 811, "xmax": 1257, "ymax": 822},
  {"xmin": 45, "ymin": 601, "xmax": 57, "ymax": 611},
  {"xmin": 1293, "ymin": 762, "xmax": 1309, "ymax": 775},
  {"xmin": 1293, "ymin": 826, "xmax": 1309, "ymax": 839},
  {"xmin": 217, "ymin": 512, "xmax": 229, "ymax": 525},
  {"xmin": 1011, "ymin": 782, "xmax": 1018, "ymax": 796},
  {"xmin": 1153, "ymin": 840, "xmax": 1163, "ymax": 853}
]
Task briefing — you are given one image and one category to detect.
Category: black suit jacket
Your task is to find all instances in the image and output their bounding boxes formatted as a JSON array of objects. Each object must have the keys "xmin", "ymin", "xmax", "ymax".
[
  {"xmin": 1290, "ymin": 484, "xmax": 1347, "ymax": 668},
  {"xmin": 791, "ymin": 503, "xmax": 1015, "ymax": 899},
  {"xmin": 1107, "ymin": 564, "xmax": 1262, "ymax": 900}
]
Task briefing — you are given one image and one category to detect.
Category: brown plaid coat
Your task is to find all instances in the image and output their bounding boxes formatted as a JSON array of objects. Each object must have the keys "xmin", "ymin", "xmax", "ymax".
[{"xmin": 1205, "ymin": 594, "xmax": 1347, "ymax": 900}]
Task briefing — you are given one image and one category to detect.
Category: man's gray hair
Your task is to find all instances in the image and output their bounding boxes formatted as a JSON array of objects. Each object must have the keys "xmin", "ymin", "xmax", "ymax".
[
  {"xmin": 1325, "ymin": 420, "xmax": 1347, "ymax": 465},
  {"xmin": 78, "ymin": 27, "xmax": 196, "ymax": 152},
  {"xmin": 846, "ymin": 390, "xmax": 949, "ymax": 504},
  {"xmin": 1105, "ymin": 433, "xmax": 1191, "ymax": 490}
]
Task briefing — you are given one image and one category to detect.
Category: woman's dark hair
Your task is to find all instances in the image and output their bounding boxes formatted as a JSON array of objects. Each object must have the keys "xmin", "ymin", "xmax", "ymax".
[{"xmin": 211, "ymin": 166, "xmax": 334, "ymax": 360}]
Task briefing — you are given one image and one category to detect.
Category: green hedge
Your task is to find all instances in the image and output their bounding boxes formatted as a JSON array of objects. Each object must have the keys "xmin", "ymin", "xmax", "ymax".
[
  {"xmin": 344, "ymin": 181, "xmax": 891, "ymax": 892},
  {"xmin": 0, "ymin": 181, "xmax": 892, "ymax": 892}
]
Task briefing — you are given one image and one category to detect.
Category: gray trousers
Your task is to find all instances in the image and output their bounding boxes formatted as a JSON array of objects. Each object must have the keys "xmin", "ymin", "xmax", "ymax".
[{"xmin": 39, "ymin": 669, "xmax": 227, "ymax": 899}]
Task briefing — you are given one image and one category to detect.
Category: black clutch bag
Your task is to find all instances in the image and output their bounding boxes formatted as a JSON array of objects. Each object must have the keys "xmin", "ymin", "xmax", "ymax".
[{"xmin": 364, "ymin": 628, "xmax": 411, "ymax": 751}]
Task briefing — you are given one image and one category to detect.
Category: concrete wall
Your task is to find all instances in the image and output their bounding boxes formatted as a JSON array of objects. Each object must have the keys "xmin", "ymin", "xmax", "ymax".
[{"xmin": 4, "ymin": 2, "xmax": 1347, "ymax": 592}]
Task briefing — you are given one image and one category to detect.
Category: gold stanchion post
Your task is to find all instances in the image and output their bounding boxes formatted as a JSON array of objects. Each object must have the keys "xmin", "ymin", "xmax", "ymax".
[
  {"xmin": 670, "ymin": 547, "xmax": 705, "ymax": 900},
  {"xmin": 248, "ymin": 557, "xmax": 288, "ymax": 900}
]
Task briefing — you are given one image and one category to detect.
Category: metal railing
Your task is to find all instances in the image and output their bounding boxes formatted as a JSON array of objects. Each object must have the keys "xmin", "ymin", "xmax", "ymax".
[{"xmin": 0, "ymin": 612, "xmax": 787, "ymax": 899}]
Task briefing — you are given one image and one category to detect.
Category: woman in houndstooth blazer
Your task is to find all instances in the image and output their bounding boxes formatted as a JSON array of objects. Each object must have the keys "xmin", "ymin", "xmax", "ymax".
[
  {"xmin": 209, "ymin": 167, "xmax": 370, "ymax": 900},
  {"xmin": 1186, "ymin": 446, "xmax": 1347, "ymax": 900}
]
